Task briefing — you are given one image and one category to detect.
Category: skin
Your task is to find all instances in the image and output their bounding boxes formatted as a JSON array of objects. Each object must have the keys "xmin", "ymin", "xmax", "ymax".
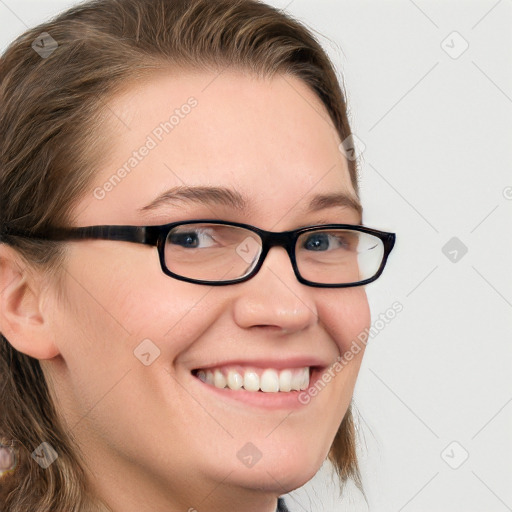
[
  {"xmin": 0, "ymin": 69, "xmax": 370, "ymax": 512},
  {"xmin": 0, "ymin": 446, "xmax": 15, "ymax": 472}
]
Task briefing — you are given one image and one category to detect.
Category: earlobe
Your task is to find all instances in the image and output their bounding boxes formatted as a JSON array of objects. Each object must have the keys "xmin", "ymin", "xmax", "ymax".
[{"xmin": 0, "ymin": 245, "xmax": 60, "ymax": 360}]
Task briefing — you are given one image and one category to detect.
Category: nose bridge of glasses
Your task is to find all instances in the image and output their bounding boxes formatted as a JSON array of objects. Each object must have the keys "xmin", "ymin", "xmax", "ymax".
[
  {"xmin": 251, "ymin": 230, "xmax": 297, "ymax": 272},
  {"xmin": 259, "ymin": 229, "xmax": 294, "ymax": 249}
]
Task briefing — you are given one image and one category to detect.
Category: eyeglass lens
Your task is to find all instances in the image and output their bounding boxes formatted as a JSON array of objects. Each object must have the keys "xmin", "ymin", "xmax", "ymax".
[{"xmin": 164, "ymin": 223, "xmax": 385, "ymax": 284}]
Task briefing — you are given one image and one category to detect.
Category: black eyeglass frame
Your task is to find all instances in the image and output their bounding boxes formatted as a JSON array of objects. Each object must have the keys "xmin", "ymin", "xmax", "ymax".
[{"xmin": 4, "ymin": 220, "xmax": 396, "ymax": 288}]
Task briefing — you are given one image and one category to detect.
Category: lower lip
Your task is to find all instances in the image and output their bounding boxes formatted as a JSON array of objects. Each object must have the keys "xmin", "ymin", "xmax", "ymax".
[{"xmin": 191, "ymin": 368, "xmax": 324, "ymax": 410}]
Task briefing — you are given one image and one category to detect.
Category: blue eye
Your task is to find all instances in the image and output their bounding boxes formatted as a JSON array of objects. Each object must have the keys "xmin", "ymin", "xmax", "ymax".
[
  {"xmin": 303, "ymin": 233, "xmax": 347, "ymax": 251},
  {"xmin": 168, "ymin": 229, "xmax": 217, "ymax": 248},
  {"xmin": 304, "ymin": 233, "xmax": 328, "ymax": 251},
  {"xmin": 169, "ymin": 232, "xmax": 200, "ymax": 248}
]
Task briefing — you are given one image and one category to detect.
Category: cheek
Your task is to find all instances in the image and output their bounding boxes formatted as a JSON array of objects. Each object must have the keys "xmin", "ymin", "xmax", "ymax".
[
  {"xmin": 307, "ymin": 287, "xmax": 370, "ymax": 412},
  {"xmin": 50, "ymin": 253, "xmax": 225, "ymax": 437},
  {"xmin": 53, "ymin": 246, "xmax": 216, "ymax": 390},
  {"xmin": 62, "ymin": 243, "xmax": 219, "ymax": 348},
  {"xmin": 318, "ymin": 287, "xmax": 371, "ymax": 355}
]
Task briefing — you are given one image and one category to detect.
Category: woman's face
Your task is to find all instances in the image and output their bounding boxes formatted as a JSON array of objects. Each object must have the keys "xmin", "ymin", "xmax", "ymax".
[{"xmin": 43, "ymin": 69, "xmax": 371, "ymax": 511}]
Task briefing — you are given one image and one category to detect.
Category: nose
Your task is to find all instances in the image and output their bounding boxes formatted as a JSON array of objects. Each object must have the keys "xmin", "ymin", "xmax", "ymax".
[{"xmin": 232, "ymin": 245, "xmax": 318, "ymax": 333}]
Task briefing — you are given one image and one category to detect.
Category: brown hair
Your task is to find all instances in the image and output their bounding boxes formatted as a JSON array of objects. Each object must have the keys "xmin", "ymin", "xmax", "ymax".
[{"xmin": 0, "ymin": 0, "xmax": 363, "ymax": 509}]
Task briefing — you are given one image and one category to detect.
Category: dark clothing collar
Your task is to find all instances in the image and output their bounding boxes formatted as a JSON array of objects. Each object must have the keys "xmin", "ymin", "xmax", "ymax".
[{"xmin": 277, "ymin": 498, "xmax": 289, "ymax": 512}]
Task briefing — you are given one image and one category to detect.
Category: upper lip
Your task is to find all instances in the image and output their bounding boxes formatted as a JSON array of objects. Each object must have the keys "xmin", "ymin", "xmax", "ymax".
[{"xmin": 192, "ymin": 356, "xmax": 332, "ymax": 371}]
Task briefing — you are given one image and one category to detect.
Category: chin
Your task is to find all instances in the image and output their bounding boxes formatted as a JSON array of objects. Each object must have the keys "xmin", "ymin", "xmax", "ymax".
[
  {"xmin": 224, "ymin": 442, "xmax": 327, "ymax": 494},
  {"xmin": 231, "ymin": 465, "xmax": 321, "ymax": 495}
]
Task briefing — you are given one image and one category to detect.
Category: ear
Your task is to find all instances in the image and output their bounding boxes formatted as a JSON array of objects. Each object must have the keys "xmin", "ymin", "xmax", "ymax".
[{"xmin": 0, "ymin": 244, "xmax": 60, "ymax": 360}]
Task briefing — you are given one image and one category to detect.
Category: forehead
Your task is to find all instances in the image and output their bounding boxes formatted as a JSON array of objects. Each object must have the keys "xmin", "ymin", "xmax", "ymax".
[{"xmin": 75, "ymin": 68, "xmax": 359, "ymax": 226}]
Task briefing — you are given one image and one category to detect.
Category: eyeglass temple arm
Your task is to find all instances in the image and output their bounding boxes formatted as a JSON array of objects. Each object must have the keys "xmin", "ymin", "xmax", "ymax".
[
  {"xmin": 3, "ymin": 224, "xmax": 396, "ymax": 256},
  {"xmin": 2, "ymin": 225, "xmax": 160, "ymax": 245}
]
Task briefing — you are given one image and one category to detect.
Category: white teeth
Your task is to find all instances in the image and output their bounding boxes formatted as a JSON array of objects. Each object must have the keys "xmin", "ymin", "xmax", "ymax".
[
  {"xmin": 227, "ymin": 370, "xmax": 243, "ymax": 390},
  {"xmin": 199, "ymin": 367, "xmax": 311, "ymax": 393},
  {"xmin": 300, "ymin": 367, "xmax": 309, "ymax": 390},
  {"xmin": 243, "ymin": 370, "xmax": 260, "ymax": 392},
  {"xmin": 291, "ymin": 370, "xmax": 304, "ymax": 391},
  {"xmin": 260, "ymin": 369, "xmax": 279, "ymax": 393},
  {"xmin": 278, "ymin": 369, "xmax": 292, "ymax": 392},
  {"xmin": 214, "ymin": 369, "xmax": 227, "ymax": 389}
]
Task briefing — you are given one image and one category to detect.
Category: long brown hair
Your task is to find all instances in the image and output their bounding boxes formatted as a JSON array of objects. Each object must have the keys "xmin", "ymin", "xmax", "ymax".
[{"xmin": 0, "ymin": 0, "xmax": 363, "ymax": 509}]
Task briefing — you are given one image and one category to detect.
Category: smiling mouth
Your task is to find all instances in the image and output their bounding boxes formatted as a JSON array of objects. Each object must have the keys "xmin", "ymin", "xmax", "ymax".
[{"xmin": 191, "ymin": 366, "xmax": 314, "ymax": 393}]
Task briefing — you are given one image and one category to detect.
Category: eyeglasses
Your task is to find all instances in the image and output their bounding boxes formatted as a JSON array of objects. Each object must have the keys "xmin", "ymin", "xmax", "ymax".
[{"xmin": 5, "ymin": 220, "xmax": 395, "ymax": 288}]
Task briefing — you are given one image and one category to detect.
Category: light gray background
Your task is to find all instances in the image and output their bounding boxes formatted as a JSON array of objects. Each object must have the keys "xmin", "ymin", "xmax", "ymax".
[{"xmin": 1, "ymin": 1, "xmax": 511, "ymax": 511}]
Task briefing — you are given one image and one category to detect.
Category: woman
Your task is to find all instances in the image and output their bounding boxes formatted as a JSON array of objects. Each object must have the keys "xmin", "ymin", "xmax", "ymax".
[{"xmin": 0, "ymin": 0, "xmax": 395, "ymax": 510}]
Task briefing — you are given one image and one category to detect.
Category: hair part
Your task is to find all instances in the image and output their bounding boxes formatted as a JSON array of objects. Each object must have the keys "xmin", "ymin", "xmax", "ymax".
[{"xmin": 0, "ymin": 0, "xmax": 362, "ymax": 509}]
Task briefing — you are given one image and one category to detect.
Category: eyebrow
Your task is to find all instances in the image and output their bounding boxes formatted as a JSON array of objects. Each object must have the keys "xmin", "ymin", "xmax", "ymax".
[{"xmin": 138, "ymin": 185, "xmax": 363, "ymax": 220}]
